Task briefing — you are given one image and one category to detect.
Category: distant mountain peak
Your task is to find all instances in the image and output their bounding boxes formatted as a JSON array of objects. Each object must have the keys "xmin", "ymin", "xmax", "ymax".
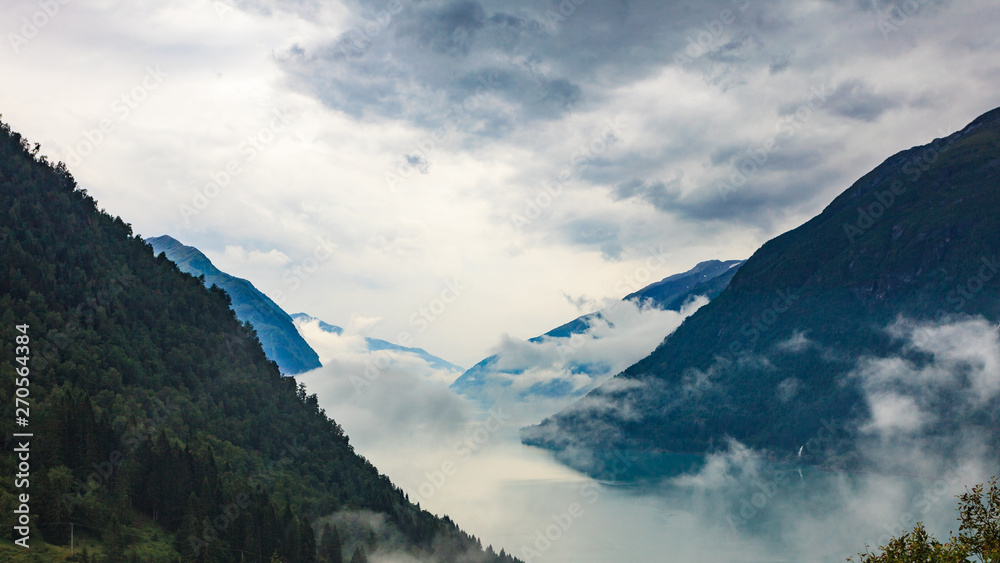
[
  {"xmin": 522, "ymin": 107, "xmax": 1000, "ymax": 478},
  {"xmin": 148, "ymin": 236, "xmax": 321, "ymax": 375},
  {"xmin": 450, "ymin": 258, "xmax": 743, "ymax": 405},
  {"xmin": 291, "ymin": 312, "xmax": 464, "ymax": 373}
]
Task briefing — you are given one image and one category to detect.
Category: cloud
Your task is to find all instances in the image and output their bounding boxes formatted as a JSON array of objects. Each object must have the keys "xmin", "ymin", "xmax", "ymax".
[
  {"xmin": 773, "ymin": 331, "xmax": 813, "ymax": 353},
  {"xmin": 404, "ymin": 153, "xmax": 430, "ymax": 173},
  {"xmin": 775, "ymin": 377, "xmax": 801, "ymax": 403},
  {"xmin": 295, "ymin": 318, "xmax": 472, "ymax": 445},
  {"xmin": 865, "ymin": 393, "xmax": 929, "ymax": 435},
  {"xmin": 561, "ymin": 291, "xmax": 597, "ymax": 313},
  {"xmin": 853, "ymin": 317, "xmax": 1000, "ymax": 440},
  {"xmin": 345, "ymin": 313, "xmax": 384, "ymax": 335},
  {"xmin": 473, "ymin": 296, "xmax": 708, "ymax": 409},
  {"xmin": 6, "ymin": 0, "xmax": 1000, "ymax": 371},
  {"xmin": 824, "ymin": 79, "xmax": 899, "ymax": 122},
  {"xmin": 222, "ymin": 244, "xmax": 292, "ymax": 267},
  {"xmin": 294, "ymin": 311, "xmax": 1000, "ymax": 562}
]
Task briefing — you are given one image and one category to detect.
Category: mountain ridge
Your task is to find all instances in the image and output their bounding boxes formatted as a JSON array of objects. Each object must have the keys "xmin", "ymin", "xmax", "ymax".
[
  {"xmin": 0, "ymin": 117, "xmax": 519, "ymax": 562},
  {"xmin": 291, "ymin": 312, "xmax": 464, "ymax": 373},
  {"xmin": 147, "ymin": 235, "xmax": 322, "ymax": 376},
  {"xmin": 522, "ymin": 107, "xmax": 1000, "ymax": 475},
  {"xmin": 450, "ymin": 259, "xmax": 742, "ymax": 403}
]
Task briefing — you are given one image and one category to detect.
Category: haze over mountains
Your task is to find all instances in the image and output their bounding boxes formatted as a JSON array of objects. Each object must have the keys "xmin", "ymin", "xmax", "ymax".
[
  {"xmin": 148, "ymin": 235, "xmax": 321, "ymax": 375},
  {"xmin": 148, "ymin": 235, "xmax": 464, "ymax": 382},
  {"xmin": 451, "ymin": 260, "xmax": 742, "ymax": 406},
  {"xmin": 0, "ymin": 120, "xmax": 519, "ymax": 562},
  {"xmin": 522, "ymin": 107, "xmax": 1000, "ymax": 477},
  {"xmin": 5, "ymin": 0, "xmax": 1000, "ymax": 559},
  {"xmin": 291, "ymin": 313, "xmax": 464, "ymax": 375}
]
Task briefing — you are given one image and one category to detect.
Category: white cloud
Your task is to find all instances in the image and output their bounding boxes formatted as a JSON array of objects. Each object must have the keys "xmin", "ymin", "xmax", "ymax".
[
  {"xmin": 3, "ymin": 0, "xmax": 1000, "ymax": 368},
  {"xmin": 476, "ymin": 296, "xmax": 708, "ymax": 404},
  {"xmin": 853, "ymin": 317, "xmax": 1000, "ymax": 439},
  {"xmin": 864, "ymin": 393, "xmax": 929, "ymax": 435},
  {"xmin": 223, "ymin": 244, "xmax": 292, "ymax": 266}
]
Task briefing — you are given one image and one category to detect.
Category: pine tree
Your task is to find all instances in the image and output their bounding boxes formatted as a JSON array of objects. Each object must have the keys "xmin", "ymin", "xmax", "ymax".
[
  {"xmin": 318, "ymin": 523, "xmax": 343, "ymax": 563},
  {"xmin": 350, "ymin": 546, "xmax": 368, "ymax": 563},
  {"xmin": 300, "ymin": 517, "xmax": 317, "ymax": 563}
]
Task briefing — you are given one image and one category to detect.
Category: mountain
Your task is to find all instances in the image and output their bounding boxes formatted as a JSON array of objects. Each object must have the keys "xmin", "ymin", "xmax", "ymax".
[
  {"xmin": 522, "ymin": 108, "xmax": 1000, "ymax": 475},
  {"xmin": 450, "ymin": 260, "xmax": 742, "ymax": 404},
  {"xmin": 291, "ymin": 313, "xmax": 464, "ymax": 373},
  {"xmin": 0, "ymin": 118, "xmax": 519, "ymax": 562},
  {"xmin": 624, "ymin": 259, "xmax": 744, "ymax": 310},
  {"xmin": 147, "ymin": 235, "xmax": 322, "ymax": 376}
]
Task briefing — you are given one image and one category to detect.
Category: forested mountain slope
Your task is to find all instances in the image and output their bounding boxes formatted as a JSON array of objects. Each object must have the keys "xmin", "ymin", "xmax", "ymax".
[
  {"xmin": 523, "ymin": 108, "xmax": 1000, "ymax": 474},
  {"xmin": 0, "ymin": 118, "xmax": 518, "ymax": 562},
  {"xmin": 148, "ymin": 235, "xmax": 321, "ymax": 376}
]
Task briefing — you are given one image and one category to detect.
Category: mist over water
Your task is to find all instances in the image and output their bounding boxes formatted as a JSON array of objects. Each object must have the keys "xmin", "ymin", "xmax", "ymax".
[{"xmin": 296, "ymin": 317, "xmax": 999, "ymax": 562}]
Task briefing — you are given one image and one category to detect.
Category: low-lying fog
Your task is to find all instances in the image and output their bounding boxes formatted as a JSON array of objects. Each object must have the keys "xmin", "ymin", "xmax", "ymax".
[{"xmin": 296, "ymin": 316, "xmax": 1000, "ymax": 562}]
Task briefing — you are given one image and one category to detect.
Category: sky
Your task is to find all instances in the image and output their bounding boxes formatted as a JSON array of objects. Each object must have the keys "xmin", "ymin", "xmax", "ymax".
[{"xmin": 3, "ymin": 0, "xmax": 1000, "ymax": 367}]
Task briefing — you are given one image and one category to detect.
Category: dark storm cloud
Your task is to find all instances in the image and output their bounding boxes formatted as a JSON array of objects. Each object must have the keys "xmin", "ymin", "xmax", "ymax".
[
  {"xmin": 612, "ymin": 178, "xmax": 679, "ymax": 212},
  {"xmin": 611, "ymin": 147, "xmax": 842, "ymax": 230},
  {"xmin": 279, "ymin": 0, "xmax": 760, "ymax": 126},
  {"xmin": 412, "ymin": 0, "xmax": 486, "ymax": 55},
  {"xmin": 259, "ymin": 0, "xmax": 1000, "ymax": 258},
  {"xmin": 825, "ymin": 80, "xmax": 899, "ymax": 122},
  {"xmin": 777, "ymin": 79, "xmax": 899, "ymax": 123}
]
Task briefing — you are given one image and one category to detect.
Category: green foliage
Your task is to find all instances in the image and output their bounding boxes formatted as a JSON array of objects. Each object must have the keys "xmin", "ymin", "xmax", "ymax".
[
  {"xmin": 0, "ymin": 117, "xmax": 521, "ymax": 563},
  {"xmin": 318, "ymin": 523, "xmax": 343, "ymax": 563},
  {"xmin": 851, "ymin": 477, "xmax": 1000, "ymax": 562},
  {"xmin": 146, "ymin": 235, "xmax": 321, "ymax": 375}
]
